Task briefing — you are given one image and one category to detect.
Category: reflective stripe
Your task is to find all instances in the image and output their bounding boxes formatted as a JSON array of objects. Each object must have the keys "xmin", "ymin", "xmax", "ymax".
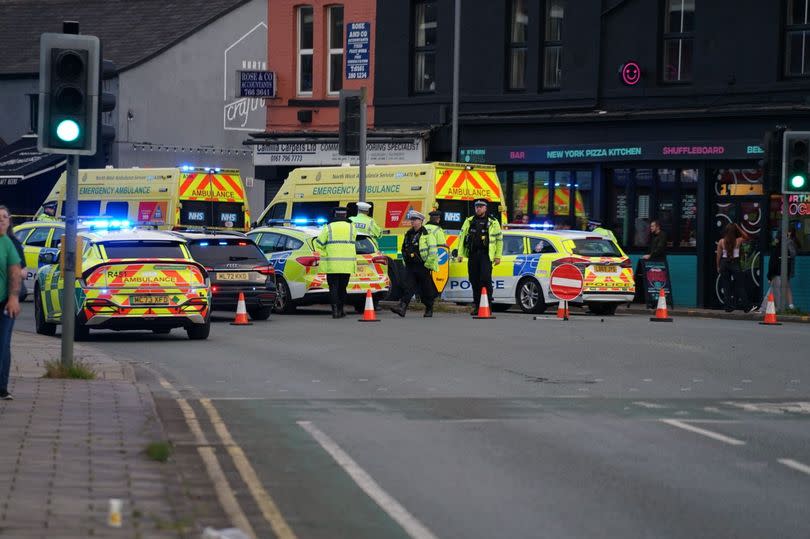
[
  {"xmin": 327, "ymin": 224, "xmax": 333, "ymax": 242},
  {"xmin": 323, "ymin": 240, "xmax": 355, "ymax": 245},
  {"xmin": 320, "ymin": 257, "xmax": 358, "ymax": 261}
]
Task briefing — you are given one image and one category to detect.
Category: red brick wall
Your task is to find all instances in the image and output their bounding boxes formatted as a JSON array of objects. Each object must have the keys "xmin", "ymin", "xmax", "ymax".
[{"xmin": 266, "ymin": 0, "xmax": 376, "ymax": 132}]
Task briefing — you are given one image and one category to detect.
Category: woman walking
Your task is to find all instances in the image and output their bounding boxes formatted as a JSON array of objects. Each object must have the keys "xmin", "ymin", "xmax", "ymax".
[{"xmin": 716, "ymin": 223, "xmax": 750, "ymax": 312}]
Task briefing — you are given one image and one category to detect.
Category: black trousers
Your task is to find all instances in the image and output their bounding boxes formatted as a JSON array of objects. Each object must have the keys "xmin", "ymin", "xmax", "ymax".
[
  {"xmin": 402, "ymin": 263, "xmax": 436, "ymax": 308},
  {"xmin": 719, "ymin": 259, "xmax": 748, "ymax": 310},
  {"xmin": 468, "ymin": 251, "xmax": 493, "ymax": 308},
  {"xmin": 326, "ymin": 273, "xmax": 350, "ymax": 309}
]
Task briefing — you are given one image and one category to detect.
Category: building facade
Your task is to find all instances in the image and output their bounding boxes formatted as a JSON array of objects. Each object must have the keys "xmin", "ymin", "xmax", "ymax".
[{"xmin": 374, "ymin": 0, "xmax": 810, "ymax": 310}]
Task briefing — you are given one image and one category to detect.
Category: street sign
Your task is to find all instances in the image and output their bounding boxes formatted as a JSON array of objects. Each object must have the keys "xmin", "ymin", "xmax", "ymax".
[
  {"xmin": 237, "ymin": 70, "xmax": 276, "ymax": 98},
  {"xmin": 549, "ymin": 263, "xmax": 583, "ymax": 301},
  {"xmin": 346, "ymin": 22, "xmax": 370, "ymax": 80}
]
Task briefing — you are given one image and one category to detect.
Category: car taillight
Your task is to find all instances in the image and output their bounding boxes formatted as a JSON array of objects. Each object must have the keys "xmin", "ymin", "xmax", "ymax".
[
  {"xmin": 620, "ymin": 258, "xmax": 633, "ymax": 269},
  {"xmin": 371, "ymin": 256, "xmax": 388, "ymax": 265},
  {"xmin": 211, "ymin": 285, "xmax": 219, "ymax": 293},
  {"xmin": 255, "ymin": 264, "xmax": 275, "ymax": 276},
  {"xmin": 296, "ymin": 255, "xmax": 320, "ymax": 267}
]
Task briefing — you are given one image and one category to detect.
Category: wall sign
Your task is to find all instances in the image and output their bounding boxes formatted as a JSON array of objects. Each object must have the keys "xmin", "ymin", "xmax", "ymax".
[
  {"xmin": 237, "ymin": 70, "xmax": 276, "ymax": 98},
  {"xmin": 621, "ymin": 62, "xmax": 641, "ymax": 86},
  {"xmin": 255, "ymin": 138, "xmax": 424, "ymax": 166},
  {"xmin": 346, "ymin": 22, "xmax": 370, "ymax": 80}
]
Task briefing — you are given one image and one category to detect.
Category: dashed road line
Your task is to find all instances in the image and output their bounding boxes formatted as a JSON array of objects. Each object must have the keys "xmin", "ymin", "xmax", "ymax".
[
  {"xmin": 298, "ymin": 420, "xmax": 440, "ymax": 539},
  {"xmin": 659, "ymin": 418, "xmax": 746, "ymax": 446},
  {"xmin": 778, "ymin": 458, "xmax": 810, "ymax": 476}
]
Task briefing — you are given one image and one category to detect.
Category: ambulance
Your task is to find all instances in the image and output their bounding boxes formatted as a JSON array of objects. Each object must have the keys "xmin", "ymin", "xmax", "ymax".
[
  {"xmin": 35, "ymin": 166, "xmax": 250, "ymax": 231},
  {"xmin": 254, "ymin": 162, "xmax": 505, "ymax": 293}
]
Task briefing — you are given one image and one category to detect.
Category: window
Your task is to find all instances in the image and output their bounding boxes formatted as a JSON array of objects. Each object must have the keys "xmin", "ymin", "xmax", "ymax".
[
  {"xmin": 181, "ymin": 201, "xmax": 210, "ymax": 227},
  {"xmin": 213, "ymin": 202, "xmax": 245, "ymax": 229},
  {"xmin": 529, "ymin": 237, "xmax": 557, "ymax": 254},
  {"xmin": 298, "ymin": 6, "xmax": 314, "ymax": 95},
  {"xmin": 413, "ymin": 1, "xmax": 437, "ymax": 93},
  {"xmin": 263, "ymin": 203, "xmax": 288, "ymax": 225},
  {"xmin": 502, "ymin": 235, "xmax": 525, "ymax": 256},
  {"xmin": 327, "ymin": 5, "xmax": 344, "ymax": 94},
  {"xmin": 23, "ymin": 226, "xmax": 52, "ymax": 248},
  {"xmin": 511, "ymin": 171, "xmax": 530, "ymax": 221},
  {"xmin": 102, "ymin": 241, "xmax": 185, "ymax": 259},
  {"xmin": 291, "ymin": 201, "xmax": 340, "ymax": 222},
  {"xmin": 257, "ymin": 233, "xmax": 284, "ymax": 254},
  {"xmin": 78, "ymin": 200, "xmax": 101, "ymax": 217},
  {"xmin": 570, "ymin": 238, "xmax": 622, "ymax": 257},
  {"xmin": 187, "ymin": 240, "xmax": 266, "ymax": 268},
  {"xmin": 543, "ymin": 1, "xmax": 564, "ymax": 89},
  {"xmin": 105, "ymin": 201, "xmax": 129, "ymax": 219},
  {"xmin": 786, "ymin": 0, "xmax": 810, "ymax": 77},
  {"xmin": 356, "ymin": 236, "xmax": 377, "ymax": 255},
  {"xmin": 662, "ymin": 0, "xmax": 694, "ymax": 82},
  {"xmin": 508, "ymin": 0, "xmax": 529, "ymax": 90}
]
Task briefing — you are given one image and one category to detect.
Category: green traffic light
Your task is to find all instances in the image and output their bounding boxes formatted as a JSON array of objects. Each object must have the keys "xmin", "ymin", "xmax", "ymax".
[
  {"xmin": 790, "ymin": 174, "xmax": 807, "ymax": 190},
  {"xmin": 55, "ymin": 119, "xmax": 80, "ymax": 142}
]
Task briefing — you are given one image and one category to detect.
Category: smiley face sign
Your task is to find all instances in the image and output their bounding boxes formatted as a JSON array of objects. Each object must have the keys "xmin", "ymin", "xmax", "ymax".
[{"xmin": 621, "ymin": 62, "xmax": 641, "ymax": 86}]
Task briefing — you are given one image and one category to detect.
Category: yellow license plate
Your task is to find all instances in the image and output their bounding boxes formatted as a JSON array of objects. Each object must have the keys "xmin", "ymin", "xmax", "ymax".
[
  {"xmin": 593, "ymin": 265, "xmax": 619, "ymax": 273},
  {"xmin": 218, "ymin": 272, "xmax": 249, "ymax": 281},
  {"xmin": 131, "ymin": 295, "xmax": 170, "ymax": 305}
]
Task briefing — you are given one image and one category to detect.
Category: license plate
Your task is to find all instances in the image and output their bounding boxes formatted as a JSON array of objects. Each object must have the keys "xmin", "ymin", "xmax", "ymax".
[
  {"xmin": 131, "ymin": 295, "xmax": 170, "ymax": 305},
  {"xmin": 592, "ymin": 265, "xmax": 619, "ymax": 274},
  {"xmin": 218, "ymin": 272, "xmax": 249, "ymax": 281}
]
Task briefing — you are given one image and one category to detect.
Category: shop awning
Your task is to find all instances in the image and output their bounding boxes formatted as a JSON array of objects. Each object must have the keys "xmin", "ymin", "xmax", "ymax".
[{"xmin": 0, "ymin": 135, "xmax": 65, "ymax": 218}]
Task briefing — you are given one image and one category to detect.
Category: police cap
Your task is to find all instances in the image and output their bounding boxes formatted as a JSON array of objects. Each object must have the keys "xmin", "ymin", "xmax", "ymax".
[
  {"xmin": 407, "ymin": 210, "xmax": 425, "ymax": 221},
  {"xmin": 428, "ymin": 210, "xmax": 442, "ymax": 218},
  {"xmin": 332, "ymin": 207, "xmax": 348, "ymax": 219},
  {"xmin": 356, "ymin": 202, "xmax": 371, "ymax": 212},
  {"xmin": 473, "ymin": 199, "xmax": 488, "ymax": 207}
]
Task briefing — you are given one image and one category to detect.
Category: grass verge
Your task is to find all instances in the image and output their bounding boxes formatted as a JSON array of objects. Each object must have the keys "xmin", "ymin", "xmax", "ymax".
[
  {"xmin": 145, "ymin": 441, "xmax": 172, "ymax": 463},
  {"xmin": 42, "ymin": 359, "xmax": 96, "ymax": 380}
]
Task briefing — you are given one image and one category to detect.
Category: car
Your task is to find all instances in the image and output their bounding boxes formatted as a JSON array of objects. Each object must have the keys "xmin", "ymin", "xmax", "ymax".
[
  {"xmin": 12, "ymin": 220, "xmax": 65, "ymax": 300},
  {"xmin": 444, "ymin": 228, "xmax": 635, "ymax": 315},
  {"xmin": 34, "ymin": 229, "xmax": 211, "ymax": 340},
  {"xmin": 170, "ymin": 231, "xmax": 277, "ymax": 320},
  {"xmin": 247, "ymin": 225, "xmax": 389, "ymax": 313}
]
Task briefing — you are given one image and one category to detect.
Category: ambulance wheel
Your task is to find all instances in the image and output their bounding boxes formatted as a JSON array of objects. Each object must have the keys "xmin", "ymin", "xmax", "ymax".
[
  {"xmin": 274, "ymin": 278, "xmax": 296, "ymax": 314},
  {"xmin": 74, "ymin": 320, "xmax": 90, "ymax": 341},
  {"xmin": 248, "ymin": 307, "xmax": 272, "ymax": 321},
  {"xmin": 588, "ymin": 303, "xmax": 618, "ymax": 316},
  {"xmin": 187, "ymin": 319, "xmax": 211, "ymax": 340},
  {"xmin": 516, "ymin": 277, "xmax": 547, "ymax": 314},
  {"xmin": 34, "ymin": 287, "xmax": 57, "ymax": 336}
]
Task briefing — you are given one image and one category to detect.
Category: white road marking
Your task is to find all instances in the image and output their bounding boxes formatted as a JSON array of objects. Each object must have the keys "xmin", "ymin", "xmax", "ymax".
[
  {"xmin": 778, "ymin": 459, "xmax": 810, "ymax": 476},
  {"xmin": 724, "ymin": 401, "xmax": 810, "ymax": 415},
  {"xmin": 692, "ymin": 379, "xmax": 704, "ymax": 383},
  {"xmin": 298, "ymin": 421, "xmax": 440, "ymax": 539},
  {"xmin": 633, "ymin": 401, "xmax": 666, "ymax": 409},
  {"xmin": 732, "ymin": 387, "xmax": 743, "ymax": 391},
  {"xmin": 643, "ymin": 378, "xmax": 653, "ymax": 382},
  {"xmin": 628, "ymin": 388, "xmax": 639, "ymax": 392},
  {"xmin": 659, "ymin": 419, "xmax": 746, "ymax": 446},
  {"xmin": 680, "ymin": 387, "xmax": 692, "ymax": 392}
]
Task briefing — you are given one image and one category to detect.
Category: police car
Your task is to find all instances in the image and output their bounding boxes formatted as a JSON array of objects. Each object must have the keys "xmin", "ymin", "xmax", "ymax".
[
  {"xmin": 34, "ymin": 228, "xmax": 211, "ymax": 340},
  {"xmin": 444, "ymin": 228, "xmax": 635, "ymax": 315},
  {"xmin": 13, "ymin": 220, "xmax": 65, "ymax": 299},
  {"xmin": 247, "ymin": 224, "xmax": 389, "ymax": 313}
]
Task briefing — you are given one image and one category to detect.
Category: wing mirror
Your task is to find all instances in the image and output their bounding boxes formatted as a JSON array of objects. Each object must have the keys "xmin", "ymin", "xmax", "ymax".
[{"xmin": 38, "ymin": 249, "xmax": 59, "ymax": 265}]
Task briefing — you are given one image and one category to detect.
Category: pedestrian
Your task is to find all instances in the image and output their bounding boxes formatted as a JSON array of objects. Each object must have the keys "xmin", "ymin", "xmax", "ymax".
[
  {"xmin": 390, "ymin": 211, "xmax": 439, "ymax": 318},
  {"xmin": 425, "ymin": 210, "xmax": 447, "ymax": 249},
  {"xmin": 587, "ymin": 219, "xmax": 617, "ymax": 243},
  {"xmin": 0, "ymin": 205, "xmax": 23, "ymax": 400},
  {"xmin": 760, "ymin": 232, "xmax": 798, "ymax": 312},
  {"xmin": 314, "ymin": 207, "xmax": 356, "ymax": 319},
  {"xmin": 7, "ymin": 217, "xmax": 26, "ymax": 301},
  {"xmin": 716, "ymin": 223, "xmax": 750, "ymax": 312},
  {"xmin": 642, "ymin": 220, "xmax": 667, "ymax": 262},
  {"xmin": 456, "ymin": 199, "xmax": 503, "ymax": 315},
  {"xmin": 349, "ymin": 201, "xmax": 382, "ymax": 239}
]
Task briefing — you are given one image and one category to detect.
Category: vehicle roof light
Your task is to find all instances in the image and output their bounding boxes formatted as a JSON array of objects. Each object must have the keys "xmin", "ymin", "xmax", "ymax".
[
  {"xmin": 218, "ymin": 241, "xmax": 227, "ymax": 245},
  {"xmin": 199, "ymin": 241, "xmax": 209, "ymax": 246}
]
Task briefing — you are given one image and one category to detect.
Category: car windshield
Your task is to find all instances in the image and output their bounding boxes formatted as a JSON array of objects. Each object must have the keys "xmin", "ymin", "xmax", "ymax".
[
  {"xmin": 187, "ymin": 239, "xmax": 265, "ymax": 267},
  {"xmin": 356, "ymin": 236, "xmax": 377, "ymax": 255},
  {"xmin": 102, "ymin": 241, "xmax": 186, "ymax": 259},
  {"xmin": 570, "ymin": 238, "xmax": 622, "ymax": 258}
]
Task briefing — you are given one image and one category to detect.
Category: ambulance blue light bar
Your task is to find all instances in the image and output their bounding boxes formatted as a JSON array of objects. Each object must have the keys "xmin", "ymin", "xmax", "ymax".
[{"xmin": 82, "ymin": 219, "xmax": 131, "ymax": 229}]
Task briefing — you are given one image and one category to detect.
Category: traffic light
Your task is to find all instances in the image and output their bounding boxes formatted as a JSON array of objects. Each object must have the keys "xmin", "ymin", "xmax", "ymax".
[
  {"xmin": 339, "ymin": 89, "xmax": 362, "ymax": 156},
  {"xmin": 759, "ymin": 126, "xmax": 786, "ymax": 193},
  {"xmin": 38, "ymin": 32, "xmax": 100, "ymax": 155},
  {"xmin": 782, "ymin": 131, "xmax": 810, "ymax": 194},
  {"xmin": 96, "ymin": 55, "xmax": 117, "ymax": 166}
]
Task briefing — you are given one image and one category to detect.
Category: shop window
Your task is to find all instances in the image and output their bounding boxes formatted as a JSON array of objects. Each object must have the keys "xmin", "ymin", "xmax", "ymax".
[
  {"xmin": 786, "ymin": 0, "xmax": 810, "ymax": 77},
  {"xmin": 770, "ymin": 194, "xmax": 810, "ymax": 253},
  {"xmin": 662, "ymin": 0, "xmax": 694, "ymax": 83},
  {"xmin": 542, "ymin": 1, "xmax": 564, "ymax": 89},
  {"xmin": 327, "ymin": 6, "xmax": 344, "ymax": 95},
  {"xmin": 297, "ymin": 6, "xmax": 314, "ymax": 96},
  {"xmin": 511, "ymin": 171, "xmax": 530, "ymax": 222},
  {"xmin": 532, "ymin": 170, "xmax": 551, "ymax": 222},
  {"xmin": 507, "ymin": 0, "xmax": 529, "ymax": 90},
  {"xmin": 576, "ymin": 170, "xmax": 593, "ymax": 229},
  {"xmin": 413, "ymin": 1, "xmax": 437, "ymax": 93}
]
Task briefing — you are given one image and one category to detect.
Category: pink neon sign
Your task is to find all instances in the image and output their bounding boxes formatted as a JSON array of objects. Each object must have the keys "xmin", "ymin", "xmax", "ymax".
[{"xmin": 621, "ymin": 62, "xmax": 641, "ymax": 86}]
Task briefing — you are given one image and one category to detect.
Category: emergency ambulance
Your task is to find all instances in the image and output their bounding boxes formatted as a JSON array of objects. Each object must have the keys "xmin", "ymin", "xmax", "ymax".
[
  {"xmin": 254, "ymin": 162, "xmax": 505, "ymax": 293},
  {"xmin": 35, "ymin": 166, "xmax": 250, "ymax": 231}
]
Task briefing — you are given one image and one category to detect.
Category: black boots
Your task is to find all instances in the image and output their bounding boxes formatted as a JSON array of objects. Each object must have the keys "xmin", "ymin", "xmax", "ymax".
[
  {"xmin": 390, "ymin": 301, "xmax": 407, "ymax": 317},
  {"xmin": 423, "ymin": 305, "xmax": 433, "ymax": 318},
  {"xmin": 332, "ymin": 305, "xmax": 346, "ymax": 318}
]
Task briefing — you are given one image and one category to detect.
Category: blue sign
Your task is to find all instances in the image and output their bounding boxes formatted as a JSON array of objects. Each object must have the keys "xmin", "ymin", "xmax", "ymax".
[
  {"xmin": 346, "ymin": 22, "xmax": 370, "ymax": 80},
  {"xmin": 238, "ymin": 71, "xmax": 275, "ymax": 98}
]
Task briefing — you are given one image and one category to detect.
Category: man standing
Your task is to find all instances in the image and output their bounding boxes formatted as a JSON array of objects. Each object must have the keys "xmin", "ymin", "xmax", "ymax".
[
  {"xmin": 456, "ymin": 199, "xmax": 503, "ymax": 315},
  {"xmin": 391, "ymin": 211, "xmax": 438, "ymax": 318},
  {"xmin": 36, "ymin": 201, "xmax": 59, "ymax": 222},
  {"xmin": 0, "ymin": 205, "xmax": 22, "ymax": 400},
  {"xmin": 643, "ymin": 220, "xmax": 667, "ymax": 262},
  {"xmin": 425, "ymin": 210, "xmax": 447, "ymax": 249},
  {"xmin": 349, "ymin": 202, "xmax": 382, "ymax": 239},
  {"xmin": 315, "ymin": 207, "xmax": 357, "ymax": 319}
]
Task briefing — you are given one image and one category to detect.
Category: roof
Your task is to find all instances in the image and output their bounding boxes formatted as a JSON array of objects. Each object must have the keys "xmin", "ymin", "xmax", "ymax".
[
  {"xmin": 0, "ymin": 0, "xmax": 250, "ymax": 76},
  {"xmin": 88, "ymin": 229, "xmax": 186, "ymax": 242},
  {"xmin": 250, "ymin": 225, "xmax": 321, "ymax": 238},
  {"xmin": 503, "ymin": 228, "xmax": 607, "ymax": 239},
  {"xmin": 170, "ymin": 231, "xmax": 250, "ymax": 241}
]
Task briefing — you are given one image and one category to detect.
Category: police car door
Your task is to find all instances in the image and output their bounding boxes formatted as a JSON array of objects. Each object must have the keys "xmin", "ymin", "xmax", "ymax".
[{"xmin": 496, "ymin": 233, "xmax": 528, "ymax": 303}]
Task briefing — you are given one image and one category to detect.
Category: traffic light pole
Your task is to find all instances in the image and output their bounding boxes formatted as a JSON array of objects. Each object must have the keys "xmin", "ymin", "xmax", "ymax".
[
  {"xmin": 358, "ymin": 87, "xmax": 367, "ymax": 203},
  {"xmin": 60, "ymin": 154, "xmax": 79, "ymax": 368}
]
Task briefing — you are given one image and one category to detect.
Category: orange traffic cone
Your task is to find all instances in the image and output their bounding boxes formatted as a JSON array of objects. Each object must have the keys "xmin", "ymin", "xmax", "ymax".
[
  {"xmin": 230, "ymin": 292, "xmax": 253, "ymax": 325},
  {"xmin": 556, "ymin": 301, "xmax": 569, "ymax": 320},
  {"xmin": 473, "ymin": 287, "xmax": 495, "ymax": 319},
  {"xmin": 759, "ymin": 292, "xmax": 782, "ymax": 326},
  {"xmin": 649, "ymin": 288, "xmax": 673, "ymax": 322},
  {"xmin": 358, "ymin": 290, "xmax": 380, "ymax": 322}
]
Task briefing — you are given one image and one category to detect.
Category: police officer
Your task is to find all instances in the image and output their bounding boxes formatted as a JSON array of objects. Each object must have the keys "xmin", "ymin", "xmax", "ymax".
[
  {"xmin": 391, "ymin": 210, "xmax": 438, "ymax": 318},
  {"xmin": 456, "ymin": 199, "xmax": 503, "ymax": 315},
  {"xmin": 587, "ymin": 219, "xmax": 617, "ymax": 243},
  {"xmin": 314, "ymin": 207, "xmax": 357, "ymax": 318},
  {"xmin": 36, "ymin": 201, "xmax": 59, "ymax": 222},
  {"xmin": 349, "ymin": 201, "xmax": 382, "ymax": 239},
  {"xmin": 425, "ymin": 210, "xmax": 447, "ymax": 249}
]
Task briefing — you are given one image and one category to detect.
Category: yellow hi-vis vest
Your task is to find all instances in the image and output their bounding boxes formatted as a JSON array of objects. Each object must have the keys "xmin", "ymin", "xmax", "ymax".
[
  {"xmin": 315, "ymin": 221, "xmax": 357, "ymax": 274},
  {"xmin": 349, "ymin": 213, "xmax": 382, "ymax": 238},
  {"xmin": 425, "ymin": 223, "xmax": 447, "ymax": 248}
]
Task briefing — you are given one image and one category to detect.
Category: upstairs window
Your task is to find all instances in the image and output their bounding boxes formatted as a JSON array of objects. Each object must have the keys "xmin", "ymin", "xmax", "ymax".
[
  {"xmin": 327, "ymin": 5, "xmax": 344, "ymax": 94},
  {"xmin": 662, "ymin": 0, "xmax": 695, "ymax": 82},
  {"xmin": 786, "ymin": 0, "xmax": 810, "ymax": 77},
  {"xmin": 508, "ymin": 0, "xmax": 529, "ymax": 90},
  {"xmin": 413, "ymin": 0, "xmax": 437, "ymax": 93},
  {"xmin": 543, "ymin": 1, "xmax": 564, "ymax": 89},
  {"xmin": 297, "ymin": 5, "xmax": 314, "ymax": 96}
]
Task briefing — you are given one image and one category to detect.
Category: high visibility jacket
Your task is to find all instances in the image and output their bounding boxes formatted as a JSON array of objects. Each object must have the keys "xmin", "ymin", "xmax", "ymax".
[
  {"xmin": 457, "ymin": 216, "xmax": 503, "ymax": 261},
  {"xmin": 349, "ymin": 213, "xmax": 382, "ymax": 238},
  {"xmin": 402, "ymin": 227, "xmax": 439, "ymax": 272},
  {"xmin": 593, "ymin": 226, "xmax": 617, "ymax": 243},
  {"xmin": 425, "ymin": 223, "xmax": 447, "ymax": 248},
  {"xmin": 36, "ymin": 214, "xmax": 59, "ymax": 222},
  {"xmin": 314, "ymin": 221, "xmax": 357, "ymax": 274}
]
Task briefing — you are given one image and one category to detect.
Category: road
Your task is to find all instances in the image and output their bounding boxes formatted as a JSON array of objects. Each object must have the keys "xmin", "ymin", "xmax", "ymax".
[{"xmin": 13, "ymin": 306, "xmax": 810, "ymax": 539}]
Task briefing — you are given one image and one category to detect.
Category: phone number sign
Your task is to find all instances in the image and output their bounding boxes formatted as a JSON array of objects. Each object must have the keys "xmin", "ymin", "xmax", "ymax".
[
  {"xmin": 346, "ymin": 22, "xmax": 370, "ymax": 80},
  {"xmin": 237, "ymin": 70, "xmax": 276, "ymax": 98}
]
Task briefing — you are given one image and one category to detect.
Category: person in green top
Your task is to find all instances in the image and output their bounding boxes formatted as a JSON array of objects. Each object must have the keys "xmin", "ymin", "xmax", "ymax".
[{"xmin": 0, "ymin": 205, "xmax": 22, "ymax": 400}]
